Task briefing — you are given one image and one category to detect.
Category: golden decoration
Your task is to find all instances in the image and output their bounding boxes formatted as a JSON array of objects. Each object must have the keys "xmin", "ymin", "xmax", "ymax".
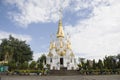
[
  {"xmin": 70, "ymin": 52, "xmax": 74, "ymax": 57},
  {"xmin": 66, "ymin": 40, "xmax": 71, "ymax": 49},
  {"xmin": 60, "ymin": 40, "xmax": 63, "ymax": 48},
  {"xmin": 49, "ymin": 42, "xmax": 56, "ymax": 50},
  {"xmin": 56, "ymin": 19, "xmax": 64, "ymax": 38},
  {"xmin": 49, "ymin": 42, "xmax": 53, "ymax": 50},
  {"xmin": 48, "ymin": 52, "xmax": 53, "ymax": 57},
  {"xmin": 59, "ymin": 51, "xmax": 66, "ymax": 56}
]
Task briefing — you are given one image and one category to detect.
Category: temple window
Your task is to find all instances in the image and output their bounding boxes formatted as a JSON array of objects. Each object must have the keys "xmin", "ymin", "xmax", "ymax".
[
  {"xmin": 71, "ymin": 59, "xmax": 72, "ymax": 63},
  {"xmin": 50, "ymin": 58, "xmax": 52, "ymax": 63}
]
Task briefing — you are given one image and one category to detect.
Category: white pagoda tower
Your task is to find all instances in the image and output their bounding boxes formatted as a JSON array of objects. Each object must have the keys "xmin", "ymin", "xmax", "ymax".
[{"xmin": 46, "ymin": 16, "xmax": 78, "ymax": 70}]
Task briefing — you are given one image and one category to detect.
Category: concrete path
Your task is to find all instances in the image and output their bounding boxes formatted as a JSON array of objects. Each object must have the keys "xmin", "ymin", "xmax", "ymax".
[{"xmin": 0, "ymin": 75, "xmax": 120, "ymax": 80}]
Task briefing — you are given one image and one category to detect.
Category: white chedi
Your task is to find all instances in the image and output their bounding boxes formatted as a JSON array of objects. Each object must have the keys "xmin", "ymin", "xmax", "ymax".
[{"xmin": 46, "ymin": 19, "xmax": 78, "ymax": 70}]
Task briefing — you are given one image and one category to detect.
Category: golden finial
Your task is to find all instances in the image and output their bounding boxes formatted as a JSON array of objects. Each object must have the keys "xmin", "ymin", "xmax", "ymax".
[
  {"xmin": 66, "ymin": 33, "xmax": 72, "ymax": 49},
  {"xmin": 49, "ymin": 34, "xmax": 55, "ymax": 50},
  {"xmin": 49, "ymin": 35, "xmax": 53, "ymax": 50},
  {"xmin": 50, "ymin": 42, "xmax": 55, "ymax": 50},
  {"xmin": 56, "ymin": 7, "xmax": 64, "ymax": 38}
]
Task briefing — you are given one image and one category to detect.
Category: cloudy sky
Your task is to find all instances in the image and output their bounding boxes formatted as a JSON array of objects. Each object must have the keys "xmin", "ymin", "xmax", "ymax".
[{"xmin": 0, "ymin": 0, "xmax": 120, "ymax": 61}]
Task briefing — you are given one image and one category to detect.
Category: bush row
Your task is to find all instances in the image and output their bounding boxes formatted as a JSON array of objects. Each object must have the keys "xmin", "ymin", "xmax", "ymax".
[
  {"xmin": 6, "ymin": 70, "xmax": 44, "ymax": 75},
  {"xmin": 79, "ymin": 69, "xmax": 120, "ymax": 75}
]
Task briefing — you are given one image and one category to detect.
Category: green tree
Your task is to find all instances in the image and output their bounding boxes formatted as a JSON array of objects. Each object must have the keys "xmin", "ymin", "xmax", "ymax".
[
  {"xmin": 97, "ymin": 59, "xmax": 103, "ymax": 70},
  {"xmin": 0, "ymin": 38, "xmax": 13, "ymax": 61},
  {"xmin": 103, "ymin": 56, "xmax": 117, "ymax": 70},
  {"xmin": 92, "ymin": 59, "xmax": 96, "ymax": 70},
  {"xmin": 37, "ymin": 54, "xmax": 46, "ymax": 70},
  {"xmin": 117, "ymin": 54, "xmax": 120, "ymax": 69},
  {"xmin": 20, "ymin": 61, "xmax": 29, "ymax": 69},
  {"xmin": 38, "ymin": 63, "xmax": 43, "ymax": 70},
  {"xmin": 78, "ymin": 58, "xmax": 86, "ymax": 70},
  {"xmin": 38, "ymin": 54, "xmax": 46, "ymax": 64},
  {"xmin": 86, "ymin": 60, "xmax": 91, "ymax": 70},
  {"xmin": 8, "ymin": 60, "xmax": 16, "ymax": 71},
  {"xmin": 0, "ymin": 35, "xmax": 33, "ymax": 70},
  {"xmin": 29, "ymin": 61, "xmax": 37, "ymax": 69}
]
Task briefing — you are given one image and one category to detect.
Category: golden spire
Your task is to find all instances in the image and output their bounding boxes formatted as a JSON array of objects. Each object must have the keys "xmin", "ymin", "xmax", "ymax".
[
  {"xmin": 49, "ymin": 42, "xmax": 53, "ymax": 50},
  {"xmin": 66, "ymin": 40, "xmax": 71, "ymax": 49},
  {"xmin": 66, "ymin": 33, "xmax": 71, "ymax": 49},
  {"xmin": 56, "ymin": 8, "xmax": 64, "ymax": 38},
  {"xmin": 49, "ymin": 35, "xmax": 55, "ymax": 50}
]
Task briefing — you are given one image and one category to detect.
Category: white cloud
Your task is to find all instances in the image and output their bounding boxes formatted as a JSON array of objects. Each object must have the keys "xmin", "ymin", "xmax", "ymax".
[
  {"xmin": 4, "ymin": 0, "xmax": 105, "ymax": 27},
  {"xmin": 0, "ymin": 31, "xmax": 32, "ymax": 43},
  {"xmin": 4, "ymin": 0, "xmax": 70, "ymax": 27},
  {"xmin": 65, "ymin": 0, "xmax": 120, "ymax": 60}
]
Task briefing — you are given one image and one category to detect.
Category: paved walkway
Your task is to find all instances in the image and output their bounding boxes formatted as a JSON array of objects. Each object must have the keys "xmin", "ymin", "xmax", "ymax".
[{"xmin": 0, "ymin": 75, "xmax": 120, "ymax": 80}]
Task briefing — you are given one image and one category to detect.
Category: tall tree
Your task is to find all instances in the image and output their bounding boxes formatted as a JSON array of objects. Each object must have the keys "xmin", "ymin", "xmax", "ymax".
[
  {"xmin": 103, "ymin": 56, "xmax": 117, "ymax": 69},
  {"xmin": 97, "ymin": 59, "xmax": 103, "ymax": 70},
  {"xmin": 37, "ymin": 54, "xmax": 46, "ymax": 64},
  {"xmin": 78, "ymin": 58, "xmax": 86, "ymax": 70},
  {"xmin": 92, "ymin": 59, "xmax": 96, "ymax": 70},
  {"xmin": 117, "ymin": 54, "xmax": 120, "ymax": 68},
  {"xmin": 29, "ymin": 61, "xmax": 37, "ymax": 69},
  {"xmin": 0, "ymin": 38, "xmax": 13, "ymax": 61},
  {"xmin": 37, "ymin": 54, "xmax": 46, "ymax": 70},
  {"xmin": 86, "ymin": 60, "xmax": 91, "ymax": 70},
  {"xmin": 0, "ymin": 35, "xmax": 33, "ymax": 66}
]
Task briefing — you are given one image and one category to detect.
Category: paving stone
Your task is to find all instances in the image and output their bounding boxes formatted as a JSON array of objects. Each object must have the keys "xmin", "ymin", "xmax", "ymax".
[{"xmin": 0, "ymin": 75, "xmax": 120, "ymax": 80}]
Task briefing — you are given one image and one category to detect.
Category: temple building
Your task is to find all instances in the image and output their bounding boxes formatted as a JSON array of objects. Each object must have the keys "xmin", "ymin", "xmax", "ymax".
[{"xmin": 46, "ymin": 17, "xmax": 78, "ymax": 70}]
